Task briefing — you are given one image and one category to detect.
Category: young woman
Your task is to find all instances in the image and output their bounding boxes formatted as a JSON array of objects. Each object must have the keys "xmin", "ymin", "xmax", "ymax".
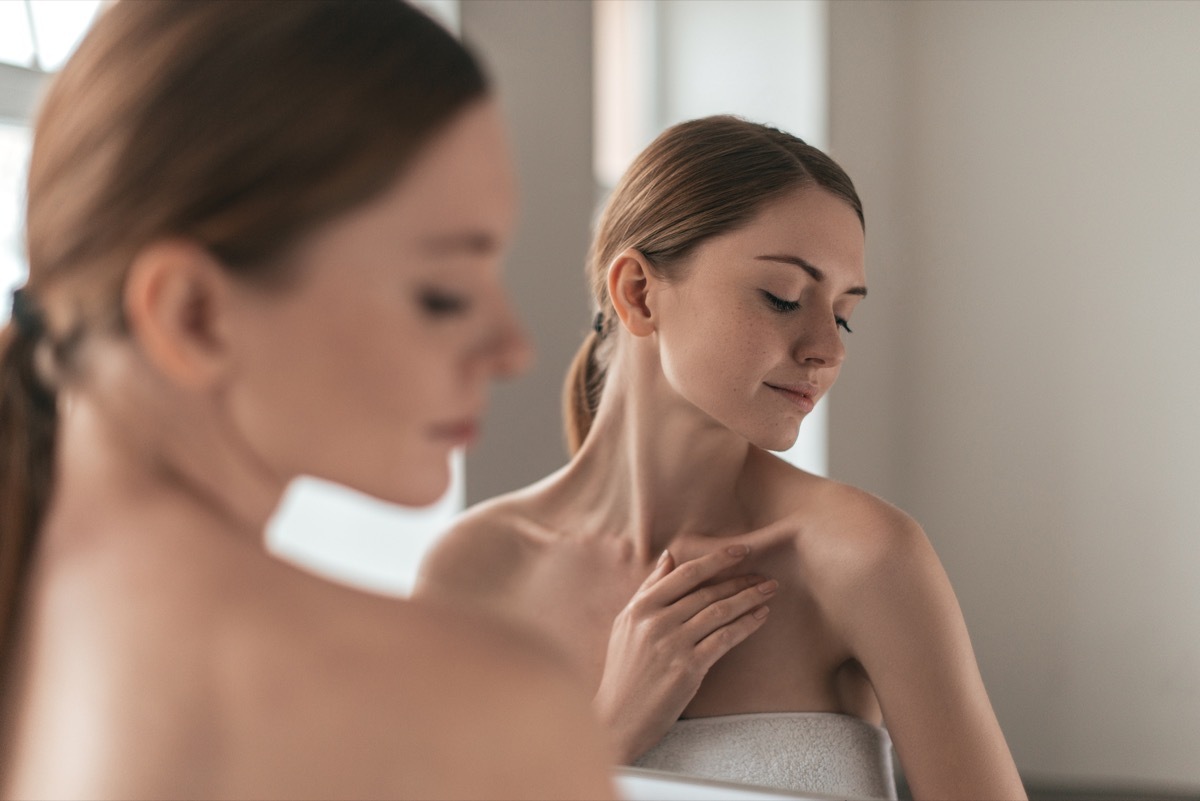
[
  {"xmin": 0, "ymin": 3, "xmax": 615, "ymax": 798},
  {"xmin": 417, "ymin": 116, "xmax": 1027, "ymax": 800}
]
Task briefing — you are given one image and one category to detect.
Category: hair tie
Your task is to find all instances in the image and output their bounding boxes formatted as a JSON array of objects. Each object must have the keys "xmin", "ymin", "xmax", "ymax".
[
  {"xmin": 592, "ymin": 311, "xmax": 605, "ymax": 336},
  {"xmin": 10, "ymin": 287, "xmax": 46, "ymax": 340}
]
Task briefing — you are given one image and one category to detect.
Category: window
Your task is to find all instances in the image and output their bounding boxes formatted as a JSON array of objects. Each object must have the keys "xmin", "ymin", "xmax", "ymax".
[
  {"xmin": 0, "ymin": 0, "xmax": 101, "ymax": 322},
  {"xmin": 0, "ymin": 122, "xmax": 29, "ymax": 309}
]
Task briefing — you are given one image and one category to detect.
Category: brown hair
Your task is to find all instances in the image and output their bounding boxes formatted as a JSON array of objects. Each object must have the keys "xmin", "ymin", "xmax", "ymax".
[
  {"xmin": 564, "ymin": 115, "xmax": 864, "ymax": 454},
  {"xmin": 0, "ymin": 0, "xmax": 486, "ymax": 686}
]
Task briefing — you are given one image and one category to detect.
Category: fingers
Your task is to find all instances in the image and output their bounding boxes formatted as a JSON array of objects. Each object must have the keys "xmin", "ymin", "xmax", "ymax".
[
  {"xmin": 682, "ymin": 577, "xmax": 776, "ymax": 640},
  {"xmin": 693, "ymin": 604, "xmax": 771, "ymax": 671},
  {"xmin": 635, "ymin": 548, "xmax": 676, "ymax": 593},
  {"xmin": 641, "ymin": 544, "xmax": 752, "ymax": 606},
  {"xmin": 672, "ymin": 573, "xmax": 776, "ymax": 624}
]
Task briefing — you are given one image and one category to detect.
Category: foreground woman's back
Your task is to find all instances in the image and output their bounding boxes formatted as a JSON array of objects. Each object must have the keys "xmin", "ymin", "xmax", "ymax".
[
  {"xmin": 7, "ymin": 489, "xmax": 608, "ymax": 798},
  {"xmin": 6, "ymin": 490, "xmax": 607, "ymax": 798},
  {"xmin": 0, "ymin": 2, "xmax": 613, "ymax": 797}
]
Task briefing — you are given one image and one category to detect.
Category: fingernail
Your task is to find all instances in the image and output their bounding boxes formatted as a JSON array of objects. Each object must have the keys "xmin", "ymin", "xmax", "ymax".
[
  {"xmin": 658, "ymin": 549, "xmax": 671, "ymax": 566},
  {"xmin": 726, "ymin": 544, "xmax": 749, "ymax": 557},
  {"xmin": 753, "ymin": 606, "xmax": 770, "ymax": 620},
  {"xmin": 758, "ymin": 580, "xmax": 778, "ymax": 594}
]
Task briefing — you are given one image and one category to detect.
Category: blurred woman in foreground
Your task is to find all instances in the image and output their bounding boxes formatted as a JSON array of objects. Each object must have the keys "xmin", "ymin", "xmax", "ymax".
[{"xmin": 0, "ymin": 2, "xmax": 613, "ymax": 798}]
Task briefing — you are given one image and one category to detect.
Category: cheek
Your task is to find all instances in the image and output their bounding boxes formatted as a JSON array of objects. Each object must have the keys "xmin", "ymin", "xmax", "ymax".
[{"xmin": 660, "ymin": 303, "xmax": 771, "ymax": 402}]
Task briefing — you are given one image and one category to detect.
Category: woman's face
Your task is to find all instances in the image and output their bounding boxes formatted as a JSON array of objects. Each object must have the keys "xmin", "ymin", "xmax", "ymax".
[
  {"xmin": 225, "ymin": 99, "xmax": 528, "ymax": 506},
  {"xmin": 651, "ymin": 186, "xmax": 866, "ymax": 452}
]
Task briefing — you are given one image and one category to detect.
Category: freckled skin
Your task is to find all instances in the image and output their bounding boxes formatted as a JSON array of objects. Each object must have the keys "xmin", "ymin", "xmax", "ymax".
[{"xmin": 652, "ymin": 188, "xmax": 863, "ymax": 453}]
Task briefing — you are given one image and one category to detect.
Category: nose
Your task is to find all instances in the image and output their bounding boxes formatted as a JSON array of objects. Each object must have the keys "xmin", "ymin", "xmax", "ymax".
[
  {"xmin": 487, "ymin": 293, "xmax": 534, "ymax": 379},
  {"xmin": 793, "ymin": 311, "xmax": 845, "ymax": 368}
]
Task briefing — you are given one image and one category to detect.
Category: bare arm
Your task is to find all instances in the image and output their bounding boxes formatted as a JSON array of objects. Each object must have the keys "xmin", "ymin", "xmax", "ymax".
[{"xmin": 828, "ymin": 509, "xmax": 1026, "ymax": 801}]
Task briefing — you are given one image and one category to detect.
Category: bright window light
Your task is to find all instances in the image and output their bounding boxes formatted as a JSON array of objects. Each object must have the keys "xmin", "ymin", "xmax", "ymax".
[
  {"xmin": 0, "ymin": 0, "xmax": 101, "ymax": 72},
  {"xmin": 0, "ymin": 122, "xmax": 30, "ymax": 321},
  {"xmin": 0, "ymin": 4, "xmax": 36, "ymax": 68}
]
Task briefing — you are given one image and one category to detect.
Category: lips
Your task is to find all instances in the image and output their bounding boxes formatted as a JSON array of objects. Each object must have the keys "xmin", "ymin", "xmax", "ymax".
[
  {"xmin": 430, "ymin": 419, "xmax": 480, "ymax": 447},
  {"xmin": 765, "ymin": 382, "xmax": 818, "ymax": 414}
]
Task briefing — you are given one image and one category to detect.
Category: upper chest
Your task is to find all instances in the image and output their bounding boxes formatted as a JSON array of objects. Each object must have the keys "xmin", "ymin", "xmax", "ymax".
[{"xmin": 500, "ymin": 527, "xmax": 850, "ymax": 689}]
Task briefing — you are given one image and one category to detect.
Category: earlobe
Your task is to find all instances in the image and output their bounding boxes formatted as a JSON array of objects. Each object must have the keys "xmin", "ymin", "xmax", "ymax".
[
  {"xmin": 123, "ymin": 239, "xmax": 233, "ymax": 390},
  {"xmin": 607, "ymin": 248, "xmax": 657, "ymax": 337}
]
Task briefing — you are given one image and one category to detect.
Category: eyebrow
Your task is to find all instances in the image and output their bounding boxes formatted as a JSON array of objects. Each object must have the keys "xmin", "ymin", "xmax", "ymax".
[
  {"xmin": 754, "ymin": 254, "xmax": 868, "ymax": 297},
  {"xmin": 421, "ymin": 231, "xmax": 500, "ymax": 256}
]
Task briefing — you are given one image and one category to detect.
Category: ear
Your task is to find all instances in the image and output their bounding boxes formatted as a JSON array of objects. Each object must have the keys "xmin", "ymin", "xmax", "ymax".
[
  {"xmin": 123, "ymin": 239, "xmax": 234, "ymax": 390},
  {"xmin": 607, "ymin": 248, "xmax": 660, "ymax": 337}
]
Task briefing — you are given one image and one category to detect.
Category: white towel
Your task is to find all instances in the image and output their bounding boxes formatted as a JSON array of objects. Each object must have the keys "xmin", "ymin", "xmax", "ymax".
[{"xmin": 633, "ymin": 712, "xmax": 897, "ymax": 800}]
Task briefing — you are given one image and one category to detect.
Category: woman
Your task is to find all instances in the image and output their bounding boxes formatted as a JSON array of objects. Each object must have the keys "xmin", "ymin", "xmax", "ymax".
[
  {"xmin": 0, "ymin": 2, "xmax": 614, "ymax": 798},
  {"xmin": 417, "ymin": 116, "xmax": 1027, "ymax": 800}
]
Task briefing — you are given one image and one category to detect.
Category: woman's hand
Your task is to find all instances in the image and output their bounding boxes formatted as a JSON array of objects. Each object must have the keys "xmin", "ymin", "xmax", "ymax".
[{"xmin": 593, "ymin": 545, "xmax": 777, "ymax": 763}]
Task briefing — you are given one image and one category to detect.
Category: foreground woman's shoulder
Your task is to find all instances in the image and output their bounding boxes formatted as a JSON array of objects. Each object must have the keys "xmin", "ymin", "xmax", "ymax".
[
  {"xmin": 369, "ymin": 598, "xmax": 619, "ymax": 799},
  {"xmin": 224, "ymin": 575, "xmax": 616, "ymax": 799},
  {"xmin": 8, "ymin": 534, "xmax": 615, "ymax": 799}
]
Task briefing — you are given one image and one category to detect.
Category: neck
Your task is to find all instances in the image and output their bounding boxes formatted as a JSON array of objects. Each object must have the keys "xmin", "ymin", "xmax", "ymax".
[
  {"xmin": 48, "ymin": 348, "xmax": 286, "ymax": 550},
  {"xmin": 546, "ymin": 342, "xmax": 761, "ymax": 560}
]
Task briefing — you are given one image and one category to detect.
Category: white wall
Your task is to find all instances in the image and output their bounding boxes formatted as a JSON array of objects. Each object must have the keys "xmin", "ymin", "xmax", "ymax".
[
  {"xmin": 829, "ymin": 1, "xmax": 1200, "ymax": 789},
  {"xmin": 459, "ymin": 0, "xmax": 596, "ymax": 504}
]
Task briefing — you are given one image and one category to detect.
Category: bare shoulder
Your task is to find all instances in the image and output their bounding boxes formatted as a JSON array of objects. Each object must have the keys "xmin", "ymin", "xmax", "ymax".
[
  {"xmin": 413, "ymin": 490, "xmax": 546, "ymax": 601},
  {"xmin": 763, "ymin": 460, "xmax": 942, "ymax": 616},
  {"xmin": 244, "ymin": 582, "xmax": 616, "ymax": 799},
  {"xmin": 804, "ymin": 477, "xmax": 928, "ymax": 571},
  {"xmin": 384, "ymin": 599, "xmax": 617, "ymax": 799},
  {"xmin": 192, "ymin": 560, "xmax": 614, "ymax": 798},
  {"xmin": 770, "ymin": 464, "xmax": 961, "ymax": 657},
  {"xmin": 11, "ymin": 522, "xmax": 614, "ymax": 800},
  {"xmin": 759, "ymin": 456, "xmax": 925, "ymax": 565}
]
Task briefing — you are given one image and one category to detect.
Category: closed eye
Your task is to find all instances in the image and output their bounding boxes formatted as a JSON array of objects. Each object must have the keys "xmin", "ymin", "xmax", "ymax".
[
  {"xmin": 763, "ymin": 291, "xmax": 854, "ymax": 333},
  {"xmin": 762, "ymin": 290, "xmax": 800, "ymax": 313},
  {"xmin": 419, "ymin": 288, "xmax": 472, "ymax": 316}
]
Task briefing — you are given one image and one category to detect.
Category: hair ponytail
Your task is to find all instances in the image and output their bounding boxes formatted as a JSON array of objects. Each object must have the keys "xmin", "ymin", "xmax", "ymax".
[
  {"xmin": 0, "ymin": 321, "xmax": 58, "ymax": 675},
  {"xmin": 563, "ymin": 330, "xmax": 606, "ymax": 455}
]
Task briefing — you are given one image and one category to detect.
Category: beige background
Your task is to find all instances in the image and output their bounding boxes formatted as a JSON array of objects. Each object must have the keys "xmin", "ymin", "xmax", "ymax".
[{"xmin": 828, "ymin": 1, "xmax": 1200, "ymax": 789}]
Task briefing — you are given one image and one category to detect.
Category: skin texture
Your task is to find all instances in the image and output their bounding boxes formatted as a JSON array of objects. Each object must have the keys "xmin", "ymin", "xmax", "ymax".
[
  {"xmin": 2, "ymin": 101, "xmax": 616, "ymax": 801},
  {"xmin": 416, "ymin": 186, "xmax": 1027, "ymax": 800}
]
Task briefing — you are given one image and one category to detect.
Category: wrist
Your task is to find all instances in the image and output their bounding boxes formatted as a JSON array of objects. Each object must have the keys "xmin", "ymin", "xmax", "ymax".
[{"xmin": 592, "ymin": 694, "xmax": 644, "ymax": 764}]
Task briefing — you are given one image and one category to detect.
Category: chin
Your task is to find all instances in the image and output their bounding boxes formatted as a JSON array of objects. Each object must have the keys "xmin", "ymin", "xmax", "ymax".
[
  {"xmin": 751, "ymin": 426, "xmax": 801, "ymax": 453},
  {"xmin": 391, "ymin": 473, "xmax": 453, "ymax": 508},
  {"xmin": 354, "ymin": 459, "xmax": 453, "ymax": 509}
]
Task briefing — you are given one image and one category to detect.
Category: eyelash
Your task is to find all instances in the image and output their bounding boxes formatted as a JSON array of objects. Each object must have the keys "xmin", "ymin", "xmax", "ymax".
[
  {"xmin": 419, "ymin": 289, "xmax": 471, "ymax": 316},
  {"xmin": 761, "ymin": 291, "xmax": 853, "ymax": 334}
]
